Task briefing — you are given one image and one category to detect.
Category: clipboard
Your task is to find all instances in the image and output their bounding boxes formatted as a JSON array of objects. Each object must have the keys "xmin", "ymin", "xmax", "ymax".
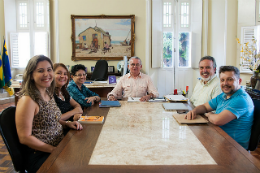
[{"xmin": 173, "ymin": 114, "xmax": 208, "ymax": 124}]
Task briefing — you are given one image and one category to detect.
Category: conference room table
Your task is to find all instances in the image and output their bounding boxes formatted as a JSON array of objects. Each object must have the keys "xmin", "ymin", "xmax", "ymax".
[{"xmin": 38, "ymin": 99, "xmax": 260, "ymax": 173}]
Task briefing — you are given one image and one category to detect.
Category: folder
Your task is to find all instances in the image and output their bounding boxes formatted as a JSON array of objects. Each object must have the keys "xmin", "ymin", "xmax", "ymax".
[
  {"xmin": 78, "ymin": 116, "xmax": 105, "ymax": 124},
  {"xmin": 99, "ymin": 100, "xmax": 121, "ymax": 107},
  {"xmin": 162, "ymin": 103, "xmax": 189, "ymax": 111}
]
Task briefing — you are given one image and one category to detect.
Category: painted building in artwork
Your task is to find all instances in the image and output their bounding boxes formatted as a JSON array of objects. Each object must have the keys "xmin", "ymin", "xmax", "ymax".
[{"xmin": 78, "ymin": 26, "xmax": 111, "ymax": 50}]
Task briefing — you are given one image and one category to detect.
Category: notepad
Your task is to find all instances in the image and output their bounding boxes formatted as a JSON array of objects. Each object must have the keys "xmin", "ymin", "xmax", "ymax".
[
  {"xmin": 162, "ymin": 103, "xmax": 189, "ymax": 111},
  {"xmin": 78, "ymin": 116, "xmax": 105, "ymax": 124},
  {"xmin": 99, "ymin": 100, "xmax": 121, "ymax": 107},
  {"xmin": 173, "ymin": 114, "xmax": 208, "ymax": 124},
  {"xmin": 165, "ymin": 95, "xmax": 188, "ymax": 102},
  {"xmin": 127, "ymin": 97, "xmax": 141, "ymax": 102}
]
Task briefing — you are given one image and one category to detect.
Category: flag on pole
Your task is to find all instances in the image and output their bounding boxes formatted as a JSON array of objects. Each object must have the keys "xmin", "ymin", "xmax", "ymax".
[{"xmin": 0, "ymin": 39, "xmax": 14, "ymax": 96}]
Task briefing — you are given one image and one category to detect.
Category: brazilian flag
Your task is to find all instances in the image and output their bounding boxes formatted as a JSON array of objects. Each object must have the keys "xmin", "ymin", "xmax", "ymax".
[{"xmin": 0, "ymin": 39, "xmax": 14, "ymax": 96}]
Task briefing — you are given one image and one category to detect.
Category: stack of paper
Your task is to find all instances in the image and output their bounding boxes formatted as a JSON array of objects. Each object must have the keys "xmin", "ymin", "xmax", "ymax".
[
  {"xmin": 127, "ymin": 97, "xmax": 141, "ymax": 102},
  {"xmin": 165, "ymin": 95, "xmax": 188, "ymax": 102}
]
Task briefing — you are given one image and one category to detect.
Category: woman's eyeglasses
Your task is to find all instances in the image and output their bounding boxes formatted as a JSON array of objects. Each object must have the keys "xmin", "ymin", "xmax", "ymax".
[{"xmin": 74, "ymin": 74, "xmax": 87, "ymax": 77}]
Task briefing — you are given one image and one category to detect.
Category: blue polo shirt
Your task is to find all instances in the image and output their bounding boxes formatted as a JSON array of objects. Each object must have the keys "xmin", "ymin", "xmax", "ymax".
[{"xmin": 208, "ymin": 87, "xmax": 254, "ymax": 149}]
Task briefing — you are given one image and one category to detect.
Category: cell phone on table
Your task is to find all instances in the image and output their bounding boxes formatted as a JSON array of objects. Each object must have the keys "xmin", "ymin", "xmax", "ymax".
[{"xmin": 177, "ymin": 110, "xmax": 189, "ymax": 114}]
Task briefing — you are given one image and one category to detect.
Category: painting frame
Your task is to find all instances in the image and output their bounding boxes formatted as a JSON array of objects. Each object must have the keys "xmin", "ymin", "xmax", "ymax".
[{"xmin": 71, "ymin": 14, "xmax": 135, "ymax": 61}]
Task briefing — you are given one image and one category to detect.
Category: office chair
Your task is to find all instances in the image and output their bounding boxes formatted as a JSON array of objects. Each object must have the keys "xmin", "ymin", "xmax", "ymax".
[
  {"xmin": 248, "ymin": 99, "xmax": 260, "ymax": 151},
  {"xmin": 91, "ymin": 60, "xmax": 108, "ymax": 81},
  {"xmin": 0, "ymin": 106, "xmax": 26, "ymax": 172}
]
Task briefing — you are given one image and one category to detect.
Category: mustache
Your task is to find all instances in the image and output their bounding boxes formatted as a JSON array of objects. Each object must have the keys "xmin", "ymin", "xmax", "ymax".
[
  {"xmin": 222, "ymin": 85, "xmax": 231, "ymax": 88},
  {"xmin": 201, "ymin": 72, "xmax": 209, "ymax": 75}
]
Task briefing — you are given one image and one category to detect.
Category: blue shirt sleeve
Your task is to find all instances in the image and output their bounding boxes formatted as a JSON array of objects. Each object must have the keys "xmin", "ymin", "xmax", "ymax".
[
  {"xmin": 224, "ymin": 97, "xmax": 250, "ymax": 119},
  {"xmin": 208, "ymin": 95, "xmax": 219, "ymax": 110}
]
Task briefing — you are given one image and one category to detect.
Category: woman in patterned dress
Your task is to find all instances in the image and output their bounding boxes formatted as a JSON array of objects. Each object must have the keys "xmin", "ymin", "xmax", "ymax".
[
  {"xmin": 16, "ymin": 55, "xmax": 83, "ymax": 173},
  {"xmin": 53, "ymin": 63, "xmax": 83, "ymax": 121}
]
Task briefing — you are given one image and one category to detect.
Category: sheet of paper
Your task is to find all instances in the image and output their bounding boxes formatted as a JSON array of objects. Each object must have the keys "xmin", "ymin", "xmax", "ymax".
[
  {"xmin": 127, "ymin": 97, "xmax": 141, "ymax": 102},
  {"xmin": 165, "ymin": 95, "xmax": 188, "ymax": 101}
]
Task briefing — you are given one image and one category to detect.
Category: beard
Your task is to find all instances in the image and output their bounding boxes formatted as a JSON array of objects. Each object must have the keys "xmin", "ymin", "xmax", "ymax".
[
  {"xmin": 201, "ymin": 73, "xmax": 213, "ymax": 82},
  {"xmin": 222, "ymin": 85, "xmax": 237, "ymax": 95}
]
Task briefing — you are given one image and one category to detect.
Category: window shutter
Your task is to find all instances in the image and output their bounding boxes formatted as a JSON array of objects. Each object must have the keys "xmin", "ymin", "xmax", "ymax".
[
  {"xmin": 10, "ymin": 32, "xmax": 30, "ymax": 68},
  {"xmin": 34, "ymin": 32, "xmax": 49, "ymax": 56},
  {"xmin": 10, "ymin": 33, "xmax": 19, "ymax": 68},
  {"xmin": 240, "ymin": 27, "xmax": 256, "ymax": 72},
  {"xmin": 152, "ymin": 0, "xmax": 163, "ymax": 68}
]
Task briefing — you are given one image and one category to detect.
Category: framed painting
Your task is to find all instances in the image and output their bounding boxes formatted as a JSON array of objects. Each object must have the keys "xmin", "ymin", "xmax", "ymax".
[{"xmin": 71, "ymin": 15, "xmax": 135, "ymax": 61}]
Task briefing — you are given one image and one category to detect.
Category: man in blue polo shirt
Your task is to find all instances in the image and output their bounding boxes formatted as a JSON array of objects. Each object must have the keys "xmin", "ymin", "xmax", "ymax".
[{"xmin": 186, "ymin": 66, "xmax": 254, "ymax": 149}]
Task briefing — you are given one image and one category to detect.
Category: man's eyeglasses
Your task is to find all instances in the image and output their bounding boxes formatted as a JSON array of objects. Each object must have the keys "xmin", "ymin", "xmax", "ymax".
[
  {"xmin": 74, "ymin": 74, "xmax": 87, "ymax": 77},
  {"xmin": 130, "ymin": 63, "xmax": 140, "ymax": 67}
]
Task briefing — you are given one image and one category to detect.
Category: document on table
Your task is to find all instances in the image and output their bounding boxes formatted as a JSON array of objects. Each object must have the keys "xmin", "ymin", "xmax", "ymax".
[
  {"xmin": 127, "ymin": 97, "xmax": 141, "ymax": 102},
  {"xmin": 165, "ymin": 95, "xmax": 188, "ymax": 102}
]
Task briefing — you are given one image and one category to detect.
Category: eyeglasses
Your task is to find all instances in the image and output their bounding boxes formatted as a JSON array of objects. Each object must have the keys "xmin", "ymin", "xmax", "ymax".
[
  {"xmin": 130, "ymin": 63, "xmax": 140, "ymax": 67},
  {"xmin": 74, "ymin": 74, "xmax": 87, "ymax": 77}
]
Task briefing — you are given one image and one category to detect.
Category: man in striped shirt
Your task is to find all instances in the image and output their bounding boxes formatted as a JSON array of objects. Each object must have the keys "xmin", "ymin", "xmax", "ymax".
[{"xmin": 190, "ymin": 56, "xmax": 222, "ymax": 107}]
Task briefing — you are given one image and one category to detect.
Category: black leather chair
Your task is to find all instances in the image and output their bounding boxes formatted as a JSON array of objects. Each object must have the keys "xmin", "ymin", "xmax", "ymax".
[
  {"xmin": 248, "ymin": 99, "xmax": 260, "ymax": 151},
  {"xmin": 0, "ymin": 106, "xmax": 26, "ymax": 172},
  {"xmin": 90, "ymin": 60, "xmax": 108, "ymax": 81}
]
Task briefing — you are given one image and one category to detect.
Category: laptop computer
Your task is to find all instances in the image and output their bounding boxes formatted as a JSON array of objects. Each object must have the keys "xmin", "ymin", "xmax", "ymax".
[{"xmin": 162, "ymin": 103, "xmax": 189, "ymax": 111}]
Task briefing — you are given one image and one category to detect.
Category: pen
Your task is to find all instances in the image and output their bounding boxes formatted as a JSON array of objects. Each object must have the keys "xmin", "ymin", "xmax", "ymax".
[{"xmin": 131, "ymin": 97, "xmax": 134, "ymax": 100}]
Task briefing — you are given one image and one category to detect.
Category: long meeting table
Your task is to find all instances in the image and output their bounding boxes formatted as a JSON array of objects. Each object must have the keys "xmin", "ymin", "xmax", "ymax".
[{"xmin": 38, "ymin": 100, "xmax": 260, "ymax": 173}]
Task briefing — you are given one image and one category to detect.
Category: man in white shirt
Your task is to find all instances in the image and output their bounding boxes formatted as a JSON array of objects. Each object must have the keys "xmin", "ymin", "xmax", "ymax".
[
  {"xmin": 107, "ymin": 56, "xmax": 159, "ymax": 102},
  {"xmin": 190, "ymin": 56, "xmax": 222, "ymax": 107}
]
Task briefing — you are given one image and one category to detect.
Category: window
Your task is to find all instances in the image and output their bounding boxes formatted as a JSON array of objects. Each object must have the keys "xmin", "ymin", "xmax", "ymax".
[
  {"xmin": 178, "ymin": 32, "xmax": 191, "ymax": 67},
  {"xmin": 240, "ymin": 26, "xmax": 260, "ymax": 73},
  {"xmin": 9, "ymin": 0, "xmax": 49, "ymax": 68},
  {"xmin": 152, "ymin": 0, "xmax": 199, "ymax": 69},
  {"xmin": 178, "ymin": 0, "xmax": 191, "ymax": 67},
  {"xmin": 162, "ymin": 1, "xmax": 173, "ymax": 68}
]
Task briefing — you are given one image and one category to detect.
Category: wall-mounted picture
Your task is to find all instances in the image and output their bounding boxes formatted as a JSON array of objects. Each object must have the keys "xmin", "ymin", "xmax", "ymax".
[
  {"xmin": 108, "ymin": 66, "xmax": 114, "ymax": 73},
  {"xmin": 71, "ymin": 15, "xmax": 135, "ymax": 61}
]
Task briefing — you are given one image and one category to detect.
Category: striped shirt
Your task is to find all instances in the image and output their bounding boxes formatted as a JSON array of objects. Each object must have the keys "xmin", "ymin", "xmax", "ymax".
[
  {"xmin": 190, "ymin": 75, "xmax": 222, "ymax": 107},
  {"xmin": 107, "ymin": 72, "xmax": 159, "ymax": 99}
]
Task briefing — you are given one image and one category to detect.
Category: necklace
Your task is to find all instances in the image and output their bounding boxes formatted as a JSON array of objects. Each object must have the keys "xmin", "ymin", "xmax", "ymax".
[{"xmin": 56, "ymin": 91, "xmax": 65, "ymax": 101}]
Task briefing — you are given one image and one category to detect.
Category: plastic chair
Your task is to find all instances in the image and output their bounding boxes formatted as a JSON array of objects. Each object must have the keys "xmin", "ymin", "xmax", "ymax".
[
  {"xmin": 0, "ymin": 106, "xmax": 26, "ymax": 172},
  {"xmin": 248, "ymin": 99, "xmax": 260, "ymax": 151},
  {"xmin": 90, "ymin": 60, "xmax": 108, "ymax": 81}
]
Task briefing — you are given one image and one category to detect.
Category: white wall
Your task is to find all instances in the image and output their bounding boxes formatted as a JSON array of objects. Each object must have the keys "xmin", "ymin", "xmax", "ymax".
[{"xmin": 0, "ymin": 1, "xmax": 4, "ymax": 49}]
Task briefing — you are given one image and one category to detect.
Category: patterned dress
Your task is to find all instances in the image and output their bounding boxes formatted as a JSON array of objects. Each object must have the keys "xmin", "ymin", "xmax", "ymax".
[{"xmin": 32, "ymin": 97, "xmax": 64, "ymax": 147}]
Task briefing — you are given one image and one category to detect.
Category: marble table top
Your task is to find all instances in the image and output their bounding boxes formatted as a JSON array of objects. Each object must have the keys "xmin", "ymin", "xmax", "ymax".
[{"xmin": 89, "ymin": 101, "xmax": 216, "ymax": 165}]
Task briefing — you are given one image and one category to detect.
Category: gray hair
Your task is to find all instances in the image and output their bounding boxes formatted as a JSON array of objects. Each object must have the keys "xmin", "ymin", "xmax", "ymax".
[
  {"xmin": 199, "ymin": 56, "xmax": 217, "ymax": 69},
  {"xmin": 129, "ymin": 56, "xmax": 142, "ymax": 65}
]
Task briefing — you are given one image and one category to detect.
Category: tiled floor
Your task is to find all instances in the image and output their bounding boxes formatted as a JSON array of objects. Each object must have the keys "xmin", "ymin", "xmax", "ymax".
[{"xmin": 0, "ymin": 102, "xmax": 259, "ymax": 172}]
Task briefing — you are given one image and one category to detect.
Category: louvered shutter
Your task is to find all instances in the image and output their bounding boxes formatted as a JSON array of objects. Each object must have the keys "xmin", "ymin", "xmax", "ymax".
[
  {"xmin": 10, "ymin": 32, "xmax": 30, "ymax": 68},
  {"xmin": 240, "ymin": 26, "xmax": 257, "ymax": 72}
]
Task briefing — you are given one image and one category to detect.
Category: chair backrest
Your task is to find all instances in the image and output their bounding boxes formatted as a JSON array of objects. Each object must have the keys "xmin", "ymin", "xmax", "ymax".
[
  {"xmin": 248, "ymin": 99, "xmax": 260, "ymax": 151},
  {"xmin": 90, "ymin": 60, "xmax": 108, "ymax": 81},
  {"xmin": 0, "ymin": 106, "xmax": 26, "ymax": 172}
]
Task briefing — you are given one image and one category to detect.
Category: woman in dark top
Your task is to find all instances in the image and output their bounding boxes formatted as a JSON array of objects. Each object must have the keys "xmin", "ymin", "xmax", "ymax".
[{"xmin": 53, "ymin": 63, "xmax": 83, "ymax": 121}]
